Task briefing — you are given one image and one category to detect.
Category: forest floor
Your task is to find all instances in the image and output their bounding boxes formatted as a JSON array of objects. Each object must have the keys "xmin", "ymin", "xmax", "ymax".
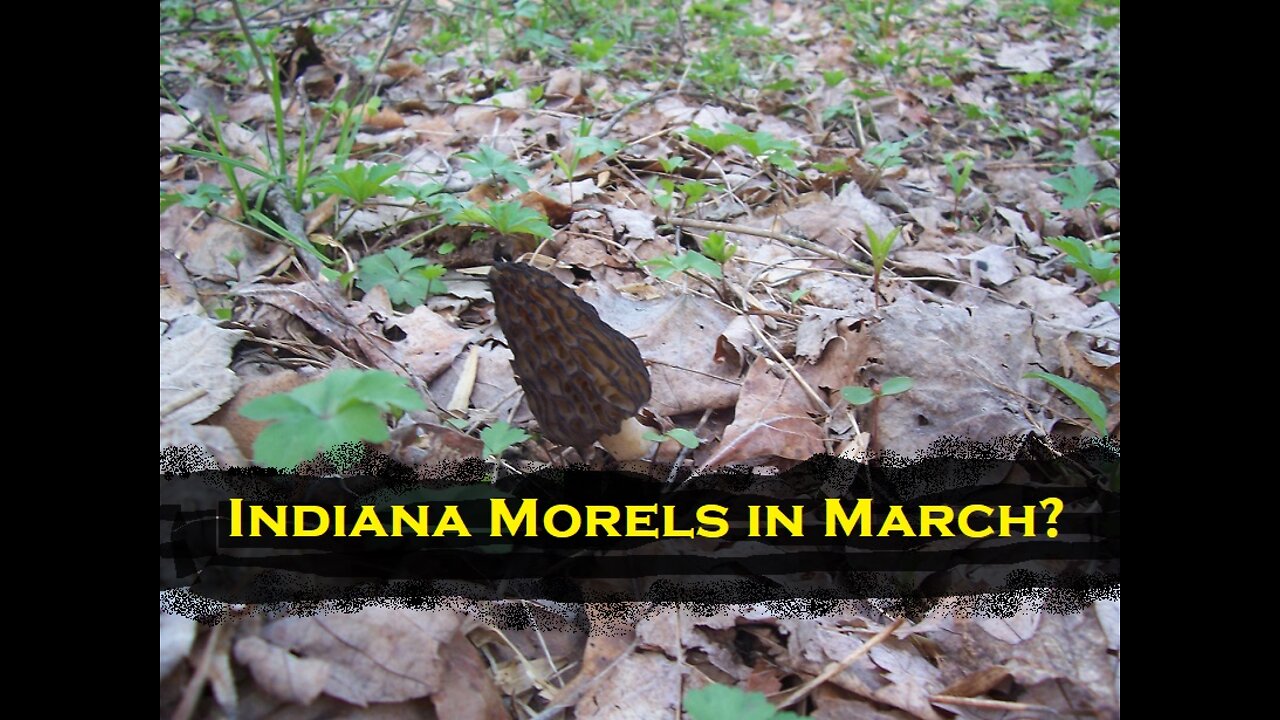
[{"xmin": 161, "ymin": 1, "xmax": 1120, "ymax": 717}]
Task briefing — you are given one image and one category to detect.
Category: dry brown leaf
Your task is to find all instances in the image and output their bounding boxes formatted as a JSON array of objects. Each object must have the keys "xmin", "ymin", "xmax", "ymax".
[
  {"xmin": 701, "ymin": 355, "xmax": 825, "ymax": 466},
  {"xmin": 234, "ymin": 635, "xmax": 330, "ymax": 705},
  {"xmin": 159, "ymin": 424, "xmax": 246, "ymax": 466},
  {"xmin": 160, "ymin": 315, "xmax": 247, "ymax": 426},
  {"xmin": 575, "ymin": 650, "xmax": 682, "ymax": 719},
  {"xmin": 352, "ymin": 304, "xmax": 478, "ymax": 382},
  {"xmin": 256, "ymin": 608, "xmax": 464, "ymax": 706},
  {"xmin": 165, "ymin": 219, "xmax": 290, "ymax": 280},
  {"xmin": 852, "ymin": 291, "xmax": 1047, "ymax": 455},
  {"xmin": 431, "ymin": 629, "xmax": 510, "ymax": 719}
]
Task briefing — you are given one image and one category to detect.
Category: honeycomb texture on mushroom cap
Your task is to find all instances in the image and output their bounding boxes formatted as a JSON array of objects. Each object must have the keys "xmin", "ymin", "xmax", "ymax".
[{"xmin": 490, "ymin": 261, "xmax": 651, "ymax": 447}]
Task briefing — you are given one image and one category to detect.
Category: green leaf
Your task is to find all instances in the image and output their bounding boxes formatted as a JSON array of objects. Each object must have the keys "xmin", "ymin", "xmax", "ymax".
[
  {"xmin": 683, "ymin": 125, "xmax": 738, "ymax": 154},
  {"xmin": 1024, "ymin": 371, "xmax": 1108, "ymax": 435},
  {"xmin": 640, "ymin": 251, "xmax": 723, "ymax": 280},
  {"xmin": 657, "ymin": 156, "xmax": 688, "ymax": 173},
  {"xmin": 841, "ymin": 386, "xmax": 876, "ymax": 405},
  {"xmin": 457, "ymin": 146, "xmax": 532, "ymax": 191},
  {"xmin": 481, "ymin": 421, "xmax": 530, "ymax": 457},
  {"xmin": 684, "ymin": 684, "xmax": 801, "ymax": 720},
  {"xmin": 313, "ymin": 163, "xmax": 402, "ymax": 204},
  {"xmin": 1098, "ymin": 286, "xmax": 1120, "ymax": 305},
  {"xmin": 240, "ymin": 369, "xmax": 424, "ymax": 468},
  {"xmin": 454, "ymin": 201, "xmax": 554, "ymax": 238},
  {"xmin": 702, "ymin": 231, "xmax": 738, "ymax": 264},
  {"xmin": 679, "ymin": 180, "xmax": 713, "ymax": 206},
  {"xmin": 879, "ymin": 376, "xmax": 914, "ymax": 396},
  {"xmin": 1044, "ymin": 165, "xmax": 1097, "ymax": 209},
  {"xmin": 357, "ymin": 248, "xmax": 446, "ymax": 306},
  {"xmin": 665, "ymin": 428, "xmax": 701, "ymax": 449}
]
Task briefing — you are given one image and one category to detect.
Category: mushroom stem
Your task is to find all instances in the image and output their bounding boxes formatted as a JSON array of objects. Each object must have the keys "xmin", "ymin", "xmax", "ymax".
[{"xmin": 597, "ymin": 417, "xmax": 655, "ymax": 461}]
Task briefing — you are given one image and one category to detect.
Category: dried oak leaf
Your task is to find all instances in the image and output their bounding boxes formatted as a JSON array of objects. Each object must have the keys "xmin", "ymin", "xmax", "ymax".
[{"xmin": 490, "ymin": 261, "xmax": 650, "ymax": 447}]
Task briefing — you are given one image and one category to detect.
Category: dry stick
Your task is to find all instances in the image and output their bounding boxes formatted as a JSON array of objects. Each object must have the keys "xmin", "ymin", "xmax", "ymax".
[
  {"xmin": 663, "ymin": 217, "xmax": 874, "ymax": 275},
  {"xmin": 527, "ymin": 637, "xmax": 642, "ymax": 720},
  {"xmin": 172, "ymin": 623, "xmax": 228, "ymax": 720},
  {"xmin": 776, "ymin": 617, "xmax": 906, "ymax": 710},
  {"xmin": 928, "ymin": 696, "xmax": 1054, "ymax": 713},
  {"xmin": 367, "ymin": 0, "xmax": 414, "ymax": 97}
]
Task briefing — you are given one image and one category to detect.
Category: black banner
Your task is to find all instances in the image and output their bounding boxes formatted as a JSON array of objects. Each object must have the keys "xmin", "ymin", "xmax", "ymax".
[{"xmin": 160, "ymin": 436, "xmax": 1119, "ymax": 622}]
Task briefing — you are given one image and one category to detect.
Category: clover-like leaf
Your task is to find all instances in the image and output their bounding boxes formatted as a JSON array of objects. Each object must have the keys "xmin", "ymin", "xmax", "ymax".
[
  {"xmin": 357, "ymin": 247, "xmax": 447, "ymax": 306},
  {"xmin": 241, "ymin": 369, "xmax": 425, "ymax": 468}
]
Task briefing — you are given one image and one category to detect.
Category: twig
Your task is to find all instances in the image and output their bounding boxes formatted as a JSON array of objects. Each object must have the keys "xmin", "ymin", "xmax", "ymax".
[
  {"xmin": 776, "ymin": 617, "xmax": 905, "ymax": 710},
  {"xmin": 929, "ymin": 695, "xmax": 1055, "ymax": 713},
  {"xmin": 527, "ymin": 637, "xmax": 642, "ymax": 720},
  {"xmin": 663, "ymin": 217, "xmax": 873, "ymax": 274},
  {"xmin": 368, "ymin": 0, "xmax": 413, "ymax": 96},
  {"xmin": 171, "ymin": 623, "xmax": 228, "ymax": 720},
  {"xmin": 666, "ymin": 407, "xmax": 714, "ymax": 484}
]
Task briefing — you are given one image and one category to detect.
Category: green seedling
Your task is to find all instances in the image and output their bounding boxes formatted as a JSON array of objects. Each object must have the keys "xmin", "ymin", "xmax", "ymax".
[
  {"xmin": 822, "ymin": 69, "xmax": 847, "ymax": 87},
  {"xmin": 570, "ymin": 34, "xmax": 617, "ymax": 71},
  {"xmin": 640, "ymin": 251, "xmax": 723, "ymax": 280},
  {"xmin": 864, "ymin": 223, "xmax": 901, "ymax": 308},
  {"xmin": 552, "ymin": 120, "xmax": 624, "ymax": 203},
  {"xmin": 701, "ymin": 231, "xmax": 738, "ymax": 264},
  {"xmin": 1043, "ymin": 165, "xmax": 1120, "ymax": 211},
  {"xmin": 682, "ymin": 123, "xmax": 804, "ymax": 173},
  {"xmin": 943, "ymin": 152, "xmax": 975, "ymax": 216},
  {"xmin": 657, "ymin": 155, "xmax": 688, "ymax": 173},
  {"xmin": 312, "ymin": 162, "xmax": 403, "ymax": 205},
  {"xmin": 643, "ymin": 428, "xmax": 701, "ymax": 449},
  {"xmin": 453, "ymin": 201, "xmax": 554, "ymax": 238},
  {"xmin": 842, "ymin": 376, "xmax": 913, "ymax": 406},
  {"xmin": 684, "ymin": 684, "xmax": 801, "ymax": 720},
  {"xmin": 1045, "ymin": 236, "xmax": 1119, "ymax": 305},
  {"xmin": 457, "ymin": 146, "xmax": 533, "ymax": 191},
  {"xmin": 1024, "ymin": 371, "xmax": 1108, "ymax": 435},
  {"xmin": 481, "ymin": 421, "xmax": 531, "ymax": 458},
  {"xmin": 356, "ymin": 248, "xmax": 447, "ymax": 307},
  {"xmin": 240, "ymin": 369, "xmax": 425, "ymax": 469}
]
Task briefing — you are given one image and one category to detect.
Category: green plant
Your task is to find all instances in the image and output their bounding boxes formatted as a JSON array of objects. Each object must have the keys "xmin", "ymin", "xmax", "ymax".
[
  {"xmin": 701, "ymin": 231, "xmax": 738, "ymax": 264},
  {"xmin": 570, "ymin": 34, "xmax": 617, "ymax": 71},
  {"xmin": 864, "ymin": 223, "xmax": 901, "ymax": 308},
  {"xmin": 552, "ymin": 120, "xmax": 624, "ymax": 202},
  {"xmin": 643, "ymin": 428, "xmax": 701, "ymax": 449},
  {"xmin": 657, "ymin": 155, "xmax": 688, "ymax": 173},
  {"xmin": 312, "ymin": 162, "xmax": 403, "ymax": 205},
  {"xmin": 357, "ymin": 248, "xmax": 448, "ymax": 306},
  {"xmin": 453, "ymin": 201, "xmax": 554, "ymax": 238},
  {"xmin": 240, "ymin": 369, "xmax": 425, "ymax": 468},
  {"xmin": 481, "ymin": 421, "xmax": 530, "ymax": 457},
  {"xmin": 456, "ymin": 146, "xmax": 533, "ymax": 191},
  {"xmin": 1024, "ymin": 371, "xmax": 1107, "ymax": 435},
  {"xmin": 1043, "ymin": 165, "xmax": 1120, "ymax": 211},
  {"xmin": 863, "ymin": 133, "xmax": 917, "ymax": 173},
  {"xmin": 682, "ymin": 123, "xmax": 804, "ymax": 174},
  {"xmin": 160, "ymin": 183, "xmax": 227, "ymax": 213},
  {"xmin": 943, "ymin": 152, "xmax": 975, "ymax": 216},
  {"xmin": 684, "ymin": 684, "xmax": 800, "ymax": 720},
  {"xmin": 641, "ymin": 250, "xmax": 724, "ymax": 280},
  {"xmin": 842, "ymin": 376, "xmax": 913, "ymax": 405},
  {"xmin": 1045, "ymin": 236, "xmax": 1119, "ymax": 305}
]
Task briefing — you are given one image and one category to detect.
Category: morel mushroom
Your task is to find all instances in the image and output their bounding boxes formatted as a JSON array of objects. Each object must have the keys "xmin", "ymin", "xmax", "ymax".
[{"xmin": 490, "ymin": 261, "xmax": 652, "ymax": 455}]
